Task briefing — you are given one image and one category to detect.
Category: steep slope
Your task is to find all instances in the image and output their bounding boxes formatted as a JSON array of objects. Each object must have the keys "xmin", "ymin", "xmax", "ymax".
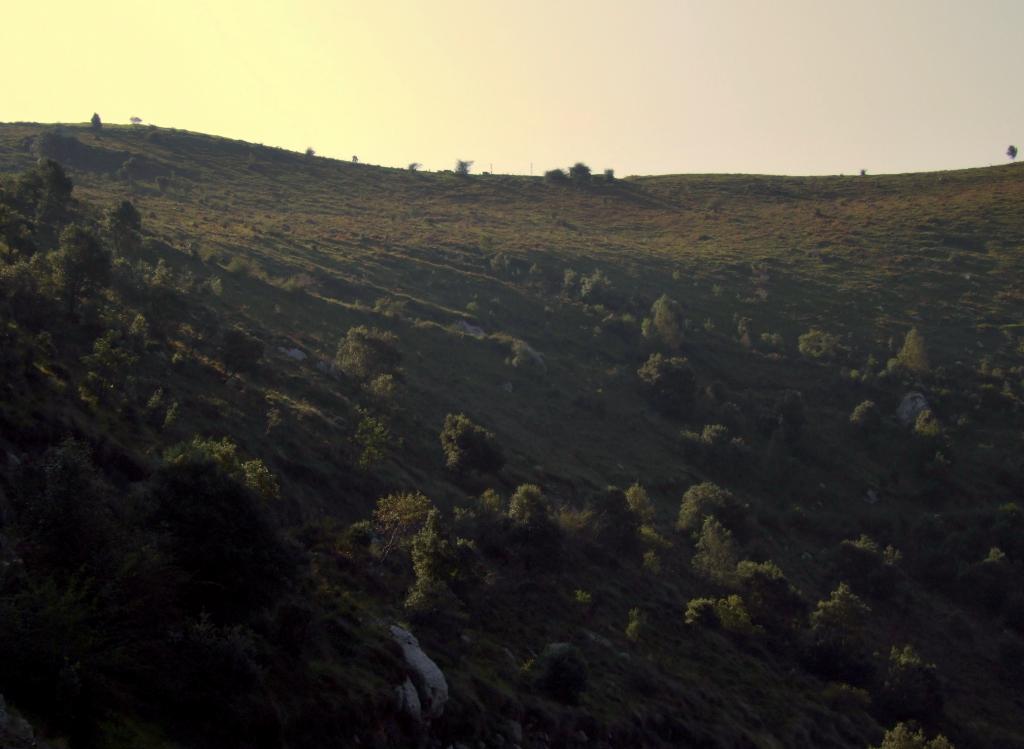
[{"xmin": 0, "ymin": 122, "xmax": 1022, "ymax": 749}]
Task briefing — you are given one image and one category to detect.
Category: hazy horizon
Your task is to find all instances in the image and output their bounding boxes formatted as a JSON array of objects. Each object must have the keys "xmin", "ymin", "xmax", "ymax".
[{"xmin": 6, "ymin": 0, "xmax": 1022, "ymax": 177}]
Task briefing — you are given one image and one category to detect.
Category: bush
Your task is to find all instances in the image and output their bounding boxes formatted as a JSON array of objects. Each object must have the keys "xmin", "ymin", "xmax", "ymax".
[
  {"xmin": 336, "ymin": 325, "xmax": 401, "ymax": 381},
  {"xmin": 507, "ymin": 483, "xmax": 561, "ymax": 570},
  {"xmin": 850, "ymin": 399, "xmax": 881, "ymax": 433},
  {"xmin": 833, "ymin": 535, "xmax": 902, "ymax": 600},
  {"xmin": 455, "ymin": 159, "xmax": 473, "ymax": 176},
  {"xmin": 805, "ymin": 582, "xmax": 873, "ymax": 683},
  {"xmin": 534, "ymin": 643, "xmax": 587, "ymax": 704},
  {"xmin": 642, "ymin": 294, "xmax": 684, "ymax": 349},
  {"xmin": 440, "ymin": 413, "xmax": 505, "ymax": 474},
  {"xmin": 148, "ymin": 460, "xmax": 293, "ymax": 619},
  {"xmin": 797, "ymin": 328, "xmax": 841, "ymax": 361},
  {"xmin": 589, "ymin": 486, "xmax": 639, "ymax": 552},
  {"xmin": 736, "ymin": 560, "xmax": 806, "ymax": 630},
  {"xmin": 893, "ymin": 328, "xmax": 929, "ymax": 374},
  {"xmin": 872, "ymin": 723, "xmax": 954, "ymax": 749},
  {"xmin": 221, "ymin": 328, "xmax": 264, "ymax": 377},
  {"xmin": 879, "ymin": 645, "xmax": 943, "ymax": 722},
  {"xmin": 90, "ymin": 112, "xmax": 102, "ymax": 129},
  {"xmin": 373, "ymin": 491, "xmax": 433, "ymax": 561},
  {"xmin": 692, "ymin": 517, "xmax": 738, "ymax": 585},
  {"xmin": 164, "ymin": 436, "xmax": 279, "ymax": 501},
  {"xmin": 677, "ymin": 482, "xmax": 739, "ymax": 533},
  {"xmin": 544, "ymin": 168, "xmax": 568, "ymax": 184},
  {"xmin": 54, "ymin": 225, "xmax": 111, "ymax": 314},
  {"xmin": 625, "ymin": 482, "xmax": 655, "ymax": 525},
  {"xmin": 637, "ymin": 353, "xmax": 696, "ymax": 417}
]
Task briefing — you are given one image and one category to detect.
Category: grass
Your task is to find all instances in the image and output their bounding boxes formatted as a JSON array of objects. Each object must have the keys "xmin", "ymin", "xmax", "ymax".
[{"xmin": 1, "ymin": 121, "xmax": 1023, "ymax": 747}]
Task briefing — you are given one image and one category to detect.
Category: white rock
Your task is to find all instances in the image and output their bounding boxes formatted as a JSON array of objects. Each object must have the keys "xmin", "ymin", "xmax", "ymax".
[
  {"xmin": 897, "ymin": 392, "xmax": 929, "ymax": 427},
  {"xmin": 390, "ymin": 625, "xmax": 448, "ymax": 720},
  {"xmin": 394, "ymin": 677, "xmax": 421, "ymax": 723},
  {"xmin": 277, "ymin": 346, "xmax": 308, "ymax": 361}
]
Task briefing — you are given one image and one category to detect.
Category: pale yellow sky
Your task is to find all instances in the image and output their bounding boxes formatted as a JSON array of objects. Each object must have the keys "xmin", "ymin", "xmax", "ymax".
[{"xmin": 4, "ymin": 1, "xmax": 1022, "ymax": 175}]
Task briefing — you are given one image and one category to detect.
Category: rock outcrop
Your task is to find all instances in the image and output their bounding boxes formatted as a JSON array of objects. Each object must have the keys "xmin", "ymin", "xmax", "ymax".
[
  {"xmin": 897, "ymin": 391, "xmax": 929, "ymax": 427},
  {"xmin": 390, "ymin": 624, "xmax": 448, "ymax": 720}
]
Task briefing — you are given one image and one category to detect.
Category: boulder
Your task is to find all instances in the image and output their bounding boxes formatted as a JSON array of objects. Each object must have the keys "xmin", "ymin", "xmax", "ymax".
[
  {"xmin": 394, "ymin": 677, "xmax": 422, "ymax": 723},
  {"xmin": 390, "ymin": 625, "xmax": 448, "ymax": 720},
  {"xmin": 897, "ymin": 392, "xmax": 929, "ymax": 427},
  {"xmin": 277, "ymin": 346, "xmax": 308, "ymax": 361},
  {"xmin": 454, "ymin": 320, "xmax": 486, "ymax": 339}
]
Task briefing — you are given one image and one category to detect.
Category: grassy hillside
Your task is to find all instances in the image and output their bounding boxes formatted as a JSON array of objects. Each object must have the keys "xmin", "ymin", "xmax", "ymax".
[{"xmin": 1, "ymin": 122, "xmax": 1022, "ymax": 749}]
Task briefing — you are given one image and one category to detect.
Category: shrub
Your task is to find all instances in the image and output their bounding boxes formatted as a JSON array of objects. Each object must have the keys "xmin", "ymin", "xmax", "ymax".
[
  {"xmin": 534, "ymin": 643, "xmax": 587, "ymax": 704},
  {"xmin": 684, "ymin": 598, "xmax": 719, "ymax": 627},
  {"xmin": 713, "ymin": 594, "xmax": 759, "ymax": 635},
  {"xmin": 692, "ymin": 517, "xmax": 738, "ymax": 585},
  {"xmin": 833, "ymin": 535, "xmax": 902, "ymax": 599},
  {"xmin": 642, "ymin": 294, "xmax": 684, "ymax": 349},
  {"xmin": 90, "ymin": 112, "xmax": 102, "ymax": 129},
  {"xmin": 440, "ymin": 413, "xmax": 505, "ymax": 474},
  {"xmin": 406, "ymin": 509, "xmax": 458, "ymax": 616},
  {"xmin": 677, "ymin": 482, "xmax": 738, "ymax": 533},
  {"xmin": 373, "ymin": 491, "xmax": 433, "ymax": 561},
  {"xmin": 850, "ymin": 399, "xmax": 881, "ymax": 432},
  {"xmin": 507, "ymin": 483, "xmax": 561, "ymax": 570},
  {"xmin": 637, "ymin": 353, "xmax": 696, "ymax": 417},
  {"xmin": 872, "ymin": 723, "xmax": 954, "ymax": 749},
  {"xmin": 336, "ymin": 325, "xmax": 401, "ymax": 381},
  {"xmin": 625, "ymin": 482, "xmax": 655, "ymax": 525},
  {"xmin": 805, "ymin": 582, "xmax": 873, "ymax": 683},
  {"xmin": 544, "ymin": 168, "xmax": 568, "ymax": 184},
  {"xmin": 455, "ymin": 159, "xmax": 473, "ymax": 176},
  {"xmin": 893, "ymin": 328, "xmax": 929, "ymax": 374},
  {"xmin": 797, "ymin": 328, "xmax": 841, "ymax": 360},
  {"xmin": 108, "ymin": 200, "xmax": 142, "ymax": 258},
  {"xmin": 603, "ymin": 168, "xmax": 615, "ymax": 182},
  {"xmin": 880, "ymin": 645, "xmax": 943, "ymax": 722},
  {"xmin": 589, "ymin": 486, "xmax": 640, "ymax": 552},
  {"xmin": 149, "ymin": 460, "xmax": 293, "ymax": 619},
  {"xmin": 736, "ymin": 560, "xmax": 806, "ymax": 630},
  {"xmin": 221, "ymin": 328, "xmax": 264, "ymax": 377},
  {"xmin": 53, "ymin": 225, "xmax": 111, "ymax": 314},
  {"xmin": 625, "ymin": 607, "xmax": 647, "ymax": 642},
  {"xmin": 164, "ymin": 436, "xmax": 280, "ymax": 502}
]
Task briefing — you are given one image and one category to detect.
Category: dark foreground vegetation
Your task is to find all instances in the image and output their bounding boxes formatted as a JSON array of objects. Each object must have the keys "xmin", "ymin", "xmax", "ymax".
[{"xmin": 1, "ymin": 121, "xmax": 1023, "ymax": 748}]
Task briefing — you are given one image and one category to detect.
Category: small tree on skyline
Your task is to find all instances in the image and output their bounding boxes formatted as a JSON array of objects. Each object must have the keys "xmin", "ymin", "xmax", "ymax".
[
  {"xmin": 90, "ymin": 113, "xmax": 102, "ymax": 130},
  {"xmin": 129, "ymin": 116, "xmax": 142, "ymax": 126},
  {"xmin": 1009, "ymin": 145, "xmax": 1018, "ymax": 162},
  {"xmin": 455, "ymin": 159, "xmax": 473, "ymax": 176}
]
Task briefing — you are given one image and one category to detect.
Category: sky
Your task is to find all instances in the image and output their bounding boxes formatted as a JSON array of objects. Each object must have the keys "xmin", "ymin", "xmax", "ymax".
[{"xmin": 4, "ymin": 0, "xmax": 1022, "ymax": 176}]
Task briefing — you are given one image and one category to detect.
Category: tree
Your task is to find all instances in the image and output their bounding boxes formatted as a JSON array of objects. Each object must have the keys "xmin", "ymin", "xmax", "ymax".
[
  {"xmin": 440, "ymin": 413, "xmax": 504, "ymax": 474},
  {"xmin": 90, "ymin": 113, "xmax": 102, "ymax": 130},
  {"xmin": 108, "ymin": 200, "xmax": 142, "ymax": 258},
  {"xmin": 405, "ymin": 508, "xmax": 458, "ymax": 615},
  {"xmin": 221, "ymin": 329, "xmax": 264, "ymax": 377},
  {"xmin": 407, "ymin": 162, "xmax": 421, "ymax": 172},
  {"xmin": 692, "ymin": 517, "xmax": 738, "ymax": 585},
  {"xmin": 305, "ymin": 147, "xmax": 315, "ymax": 158},
  {"xmin": 130, "ymin": 116, "xmax": 142, "ymax": 125},
  {"xmin": 880, "ymin": 645, "xmax": 943, "ymax": 722},
  {"xmin": 805, "ymin": 582, "xmax": 873, "ymax": 682},
  {"xmin": 53, "ymin": 225, "xmax": 111, "ymax": 314},
  {"xmin": 637, "ymin": 353, "xmax": 696, "ymax": 417},
  {"xmin": 642, "ymin": 294, "xmax": 684, "ymax": 349},
  {"xmin": 455, "ymin": 159, "xmax": 473, "ymax": 176},
  {"xmin": 1008, "ymin": 145, "xmax": 1018, "ymax": 161},
  {"xmin": 568, "ymin": 162, "xmax": 591, "ymax": 184},
  {"xmin": 374, "ymin": 491, "xmax": 433, "ymax": 561}
]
